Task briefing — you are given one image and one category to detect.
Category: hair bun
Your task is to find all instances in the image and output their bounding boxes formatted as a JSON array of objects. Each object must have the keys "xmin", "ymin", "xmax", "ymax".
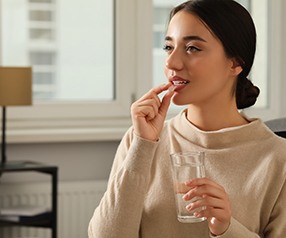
[{"xmin": 236, "ymin": 77, "xmax": 260, "ymax": 109}]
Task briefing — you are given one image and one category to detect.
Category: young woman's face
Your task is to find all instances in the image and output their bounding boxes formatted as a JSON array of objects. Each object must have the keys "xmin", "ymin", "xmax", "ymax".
[{"xmin": 164, "ymin": 10, "xmax": 241, "ymax": 106}]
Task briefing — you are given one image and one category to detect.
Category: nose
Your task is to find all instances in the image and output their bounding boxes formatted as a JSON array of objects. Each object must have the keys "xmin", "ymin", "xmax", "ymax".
[{"xmin": 165, "ymin": 49, "xmax": 184, "ymax": 71}]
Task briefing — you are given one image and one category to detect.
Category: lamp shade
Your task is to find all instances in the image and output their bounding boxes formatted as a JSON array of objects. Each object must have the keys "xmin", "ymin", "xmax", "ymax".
[{"xmin": 0, "ymin": 67, "xmax": 32, "ymax": 106}]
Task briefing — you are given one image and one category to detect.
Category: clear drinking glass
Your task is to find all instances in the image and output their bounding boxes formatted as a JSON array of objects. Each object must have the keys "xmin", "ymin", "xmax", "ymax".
[{"xmin": 170, "ymin": 151, "xmax": 207, "ymax": 223}]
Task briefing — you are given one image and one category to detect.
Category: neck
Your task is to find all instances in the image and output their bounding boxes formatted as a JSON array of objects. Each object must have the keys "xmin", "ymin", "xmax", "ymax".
[{"xmin": 186, "ymin": 99, "xmax": 248, "ymax": 131}]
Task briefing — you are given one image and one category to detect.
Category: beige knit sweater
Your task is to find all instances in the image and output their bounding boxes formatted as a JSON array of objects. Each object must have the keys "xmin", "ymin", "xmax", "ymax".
[{"xmin": 88, "ymin": 110, "xmax": 286, "ymax": 238}]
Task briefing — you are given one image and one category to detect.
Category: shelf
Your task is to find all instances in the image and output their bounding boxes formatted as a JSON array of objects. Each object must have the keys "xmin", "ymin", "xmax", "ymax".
[
  {"xmin": 0, "ymin": 161, "xmax": 57, "ymax": 173},
  {"xmin": 0, "ymin": 161, "xmax": 58, "ymax": 238},
  {"xmin": 0, "ymin": 211, "xmax": 52, "ymax": 228}
]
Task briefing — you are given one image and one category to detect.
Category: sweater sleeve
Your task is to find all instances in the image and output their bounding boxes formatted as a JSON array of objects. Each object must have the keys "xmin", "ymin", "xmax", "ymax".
[
  {"xmin": 263, "ymin": 177, "xmax": 286, "ymax": 237},
  {"xmin": 88, "ymin": 128, "xmax": 159, "ymax": 238},
  {"xmin": 209, "ymin": 218, "xmax": 261, "ymax": 238},
  {"xmin": 210, "ymin": 180, "xmax": 286, "ymax": 238}
]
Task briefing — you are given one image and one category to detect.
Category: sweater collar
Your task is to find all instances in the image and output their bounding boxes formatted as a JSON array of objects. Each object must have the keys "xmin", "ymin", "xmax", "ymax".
[{"xmin": 170, "ymin": 109, "xmax": 271, "ymax": 149}]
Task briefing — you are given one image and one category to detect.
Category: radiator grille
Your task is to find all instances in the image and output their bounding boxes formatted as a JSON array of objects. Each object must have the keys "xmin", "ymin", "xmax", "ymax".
[{"xmin": 0, "ymin": 180, "xmax": 107, "ymax": 238}]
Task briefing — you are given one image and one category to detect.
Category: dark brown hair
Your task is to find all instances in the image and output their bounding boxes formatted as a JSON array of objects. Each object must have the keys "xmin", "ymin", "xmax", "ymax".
[{"xmin": 169, "ymin": 0, "xmax": 260, "ymax": 109}]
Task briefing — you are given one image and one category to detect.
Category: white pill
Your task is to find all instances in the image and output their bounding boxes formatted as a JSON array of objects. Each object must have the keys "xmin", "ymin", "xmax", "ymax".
[{"xmin": 168, "ymin": 85, "xmax": 176, "ymax": 92}]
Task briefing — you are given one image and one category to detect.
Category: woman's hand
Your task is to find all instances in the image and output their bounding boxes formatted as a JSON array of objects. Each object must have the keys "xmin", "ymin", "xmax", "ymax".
[
  {"xmin": 183, "ymin": 178, "xmax": 231, "ymax": 236},
  {"xmin": 131, "ymin": 83, "xmax": 174, "ymax": 141}
]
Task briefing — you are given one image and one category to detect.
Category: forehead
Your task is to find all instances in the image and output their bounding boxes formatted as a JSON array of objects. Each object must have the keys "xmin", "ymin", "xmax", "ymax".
[{"xmin": 166, "ymin": 10, "xmax": 214, "ymax": 40}]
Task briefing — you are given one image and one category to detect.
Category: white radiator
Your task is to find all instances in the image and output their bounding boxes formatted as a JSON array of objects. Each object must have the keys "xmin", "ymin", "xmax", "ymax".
[{"xmin": 0, "ymin": 180, "xmax": 107, "ymax": 238}]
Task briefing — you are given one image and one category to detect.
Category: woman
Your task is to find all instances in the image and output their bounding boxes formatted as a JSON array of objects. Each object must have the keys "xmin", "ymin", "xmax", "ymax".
[{"xmin": 89, "ymin": 0, "xmax": 286, "ymax": 237}]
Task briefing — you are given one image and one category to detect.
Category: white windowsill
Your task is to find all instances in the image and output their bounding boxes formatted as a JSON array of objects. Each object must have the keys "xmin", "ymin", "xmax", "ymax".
[
  {"xmin": 7, "ymin": 126, "xmax": 129, "ymax": 143},
  {"xmin": 6, "ymin": 116, "xmax": 132, "ymax": 144}
]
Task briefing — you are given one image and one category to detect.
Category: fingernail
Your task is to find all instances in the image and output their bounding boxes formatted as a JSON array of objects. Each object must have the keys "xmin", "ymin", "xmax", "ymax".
[
  {"xmin": 194, "ymin": 212, "xmax": 201, "ymax": 218},
  {"xmin": 182, "ymin": 194, "xmax": 189, "ymax": 200},
  {"xmin": 186, "ymin": 203, "xmax": 193, "ymax": 211},
  {"xmin": 184, "ymin": 180, "xmax": 192, "ymax": 186}
]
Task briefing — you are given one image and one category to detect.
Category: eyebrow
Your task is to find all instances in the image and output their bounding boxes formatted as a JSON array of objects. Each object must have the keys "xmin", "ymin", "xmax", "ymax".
[{"xmin": 165, "ymin": 35, "xmax": 207, "ymax": 42}]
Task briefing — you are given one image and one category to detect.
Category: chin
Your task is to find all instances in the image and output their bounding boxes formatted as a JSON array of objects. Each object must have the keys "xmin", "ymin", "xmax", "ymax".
[{"xmin": 172, "ymin": 98, "xmax": 190, "ymax": 106}]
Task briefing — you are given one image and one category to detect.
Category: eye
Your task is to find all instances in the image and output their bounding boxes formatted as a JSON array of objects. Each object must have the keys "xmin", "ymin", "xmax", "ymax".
[
  {"xmin": 186, "ymin": 45, "xmax": 201, "ymax": 53},
  {"xmin": 163, "ymin": 44, "xmax": 173, "ymax": 52}
]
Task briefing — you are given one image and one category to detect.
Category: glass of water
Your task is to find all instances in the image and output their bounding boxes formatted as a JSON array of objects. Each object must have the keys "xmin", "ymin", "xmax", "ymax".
[{"xmin": 170, "ymin": 151, "xmax": 206, "ymax": 223}]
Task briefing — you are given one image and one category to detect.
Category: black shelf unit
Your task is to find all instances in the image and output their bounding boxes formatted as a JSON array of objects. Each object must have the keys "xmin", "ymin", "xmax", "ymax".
[{"xmin": 0, "ymin": 161, "xmax": 58, "ymax": 238}]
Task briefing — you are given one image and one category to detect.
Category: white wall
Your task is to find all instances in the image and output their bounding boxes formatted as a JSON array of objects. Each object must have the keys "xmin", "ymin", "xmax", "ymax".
[{"xmin": 2, "ymin": 141, "xmax": 119, "ymax": 183}]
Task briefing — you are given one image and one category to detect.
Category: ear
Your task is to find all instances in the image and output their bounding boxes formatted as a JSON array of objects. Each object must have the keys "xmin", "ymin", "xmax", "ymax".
[{"xmin": 230, "ymin": 58, "xmax": 243, "ymax": 76}]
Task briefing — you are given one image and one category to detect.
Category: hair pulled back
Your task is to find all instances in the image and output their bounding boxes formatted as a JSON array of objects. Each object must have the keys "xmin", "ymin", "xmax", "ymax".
[{"xmin": 169, "ymin": 0, "xmax": 260, "ymax": 109}]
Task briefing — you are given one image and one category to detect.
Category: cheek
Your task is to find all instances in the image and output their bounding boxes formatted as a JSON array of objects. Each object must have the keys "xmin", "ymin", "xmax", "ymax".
[
  {"xmin": 196, "ymin": 70, "xmax": 234, "ymax": 102},
  {"xmin": 164, "ymin": 66, "xmax": 169, "ymax": 78},
  {"xmin": 185, "ymin": 60, "xmax": 232, "ymax": 98},
  {"xmin": 193, "ymin": 57, "xmax": 231, "ymax": 85}
]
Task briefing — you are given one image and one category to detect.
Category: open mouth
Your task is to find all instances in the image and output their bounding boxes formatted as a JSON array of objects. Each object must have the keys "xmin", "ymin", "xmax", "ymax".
[{"xmin": 172, "ymin": 80, "xmax": 189, "ymax": 85}]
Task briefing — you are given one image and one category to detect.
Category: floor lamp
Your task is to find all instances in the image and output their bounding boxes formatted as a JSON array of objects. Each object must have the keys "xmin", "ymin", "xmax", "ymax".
[{"xmin": 0, "ymin": 67, "xmax": 32, "ymax": 166}]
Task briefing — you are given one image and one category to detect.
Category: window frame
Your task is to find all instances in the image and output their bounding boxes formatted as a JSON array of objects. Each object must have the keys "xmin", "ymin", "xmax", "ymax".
[
  {"xmin": 3, "ymin": 0, "xmax": 139, "ymax": 143},
  {"xmin": 243, "ymin": 0, "xmax": 283, "ymax": 120},
  {"xmin": 2, "ymin": 0, "xmax": 284, "ymax": 143}
]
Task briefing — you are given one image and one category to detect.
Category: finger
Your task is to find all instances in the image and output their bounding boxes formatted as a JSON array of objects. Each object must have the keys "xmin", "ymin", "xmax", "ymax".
[
  {"xmin": 159, "ymin": 90, "xmax": 174, "ymax": 117},
  {"xmin": 136, "ymin": 85, "xmax": 170, "ymax": 110},
  {"xmin": 183, "ymin": 184, "xmax": 225, "ymax": 201},
  {"xmin": 137, "ymin": 91, "xmax": 161, "ymax": 109},
  {"xmin": 136, "ymin": 105, "xmax": 156, "ymax": 121},
  {"xmin": 138, "ymin": 83, "xmax": 172, "ymax": 101},
  {"xmin": 136, "ymin": 83, "xmax": 173, "ymax": 115},
  {"xmin": 194, "ymin": 208, "xmax": 230, "ymax": 223},
  {"xmin": 132, "ymin": 102, "xmax": 158, "ymax": 120},
  {"xmin": 174, "ymin": 182, "xmax": 190, "ymax": 194},
  {"xmin": 151, "ymin": 82, "xmax": 172, "ymax": 95},
  {"xmin": 185, "ymin": 178, "xmax": 225, "ymax": 191},
  {"xmin": 186, "ymin": 196, "xmax": 225, "ymax": 212},
  {"xmin": 135, "ymin": 99, "xmax": 160, "ymax": 116}
]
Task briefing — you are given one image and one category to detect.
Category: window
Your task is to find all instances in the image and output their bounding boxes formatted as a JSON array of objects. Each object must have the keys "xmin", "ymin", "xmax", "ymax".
[
  {"xmin": 2, "ymin": 0, "xmax": 114, "ymax": 101},
  {"xmin": 1, "ymin": 0, "xmax": 137, "ymax": 142}
]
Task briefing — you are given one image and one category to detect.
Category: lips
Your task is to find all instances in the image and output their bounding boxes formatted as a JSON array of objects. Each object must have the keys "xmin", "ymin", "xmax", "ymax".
[
  {"xmin": 172, "ymin": 80, "xmax": 189, "ymax": 86},
  {"xmin": 170, "ymin": 76, "xmax": 190, "ymax": 85},
  {"xmin": 169, "ymin": 76, "xmax": 190, "ymax": 91}
]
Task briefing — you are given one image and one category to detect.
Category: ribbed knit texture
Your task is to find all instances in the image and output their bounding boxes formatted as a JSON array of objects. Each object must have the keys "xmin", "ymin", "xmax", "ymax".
[{"xmin": 89, "ymin": 109, "xmax": 286, "ymax": 238}]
